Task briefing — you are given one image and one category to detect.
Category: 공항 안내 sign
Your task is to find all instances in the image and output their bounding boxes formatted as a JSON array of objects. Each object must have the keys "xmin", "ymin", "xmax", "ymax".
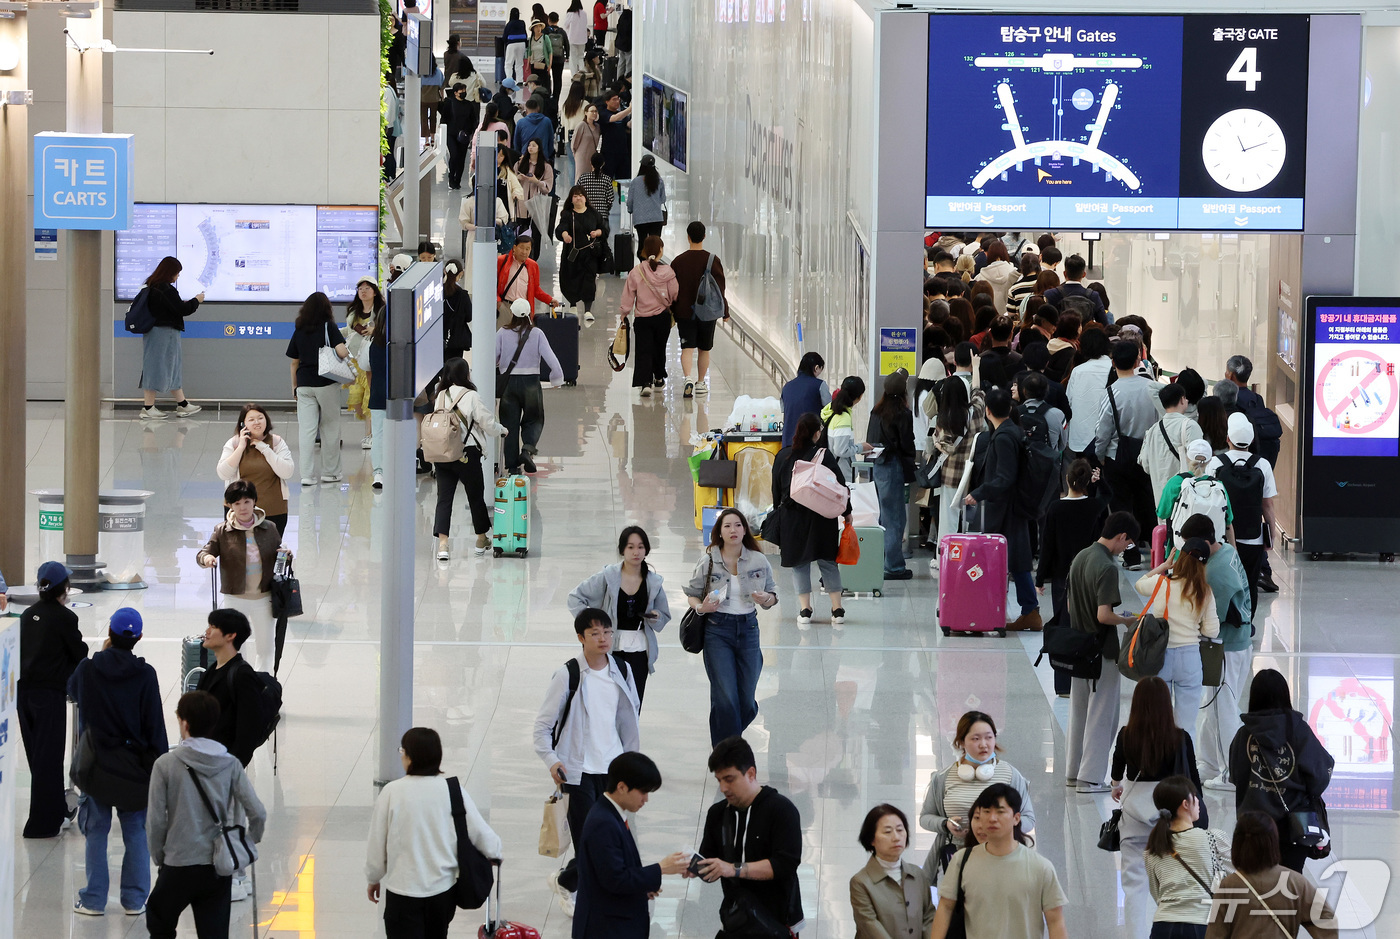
[
  {"xmin": 878, "ymin": 327, "xmax": 918, "ymax": 375},
  {"xmin": 33, "ymin": 133, "xmax": 135, "ymax": 231}
]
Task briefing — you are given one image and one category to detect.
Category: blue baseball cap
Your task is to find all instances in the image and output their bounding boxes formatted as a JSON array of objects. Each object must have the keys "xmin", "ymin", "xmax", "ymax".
[
  {"xmin": 501, "ymin": 78, "xmax": 519, "ymax": 91},
  {"xmin": 37, "ymin": 560, "xmax": 71, "ymax": 589},
  {"xmin": 109, "ymin": 608, "xmax": 143, "ymax": 639}
]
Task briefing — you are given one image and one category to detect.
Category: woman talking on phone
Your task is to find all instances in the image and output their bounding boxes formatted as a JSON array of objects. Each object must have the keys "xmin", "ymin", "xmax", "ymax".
[
  {"xmin": 216, "ymin": 404, "xmax": 296, "ymax": 536},
  {"xmin": 566, "ymin": 526, "xmax": 672, "ymax": 706},
  {"xmin": 684, "ymin": 508, "xmax": 778, "ymax": 745}
]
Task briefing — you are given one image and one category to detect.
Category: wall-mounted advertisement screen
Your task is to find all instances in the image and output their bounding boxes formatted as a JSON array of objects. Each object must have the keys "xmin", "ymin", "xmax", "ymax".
[
  {"xmin": 115, "ymin": 204, "xmax": 379, "ymax": 304},
  {"xmin": 641, "ymin": 74, "xmax": 689, "ymax": 173},
  {"xmin": 925, "ymin": 14, "xmax": 1310, "ymax": 231},
  {"xmin": 1309, "ymin": 303, "xmax": 1400, "ymax": 457}
]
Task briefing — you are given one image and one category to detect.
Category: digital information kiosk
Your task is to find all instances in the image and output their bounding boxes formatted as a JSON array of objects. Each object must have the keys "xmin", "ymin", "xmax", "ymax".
[{"xmin": 1300, "ymin": 296, "xmax": 1400, "ymax": 558}]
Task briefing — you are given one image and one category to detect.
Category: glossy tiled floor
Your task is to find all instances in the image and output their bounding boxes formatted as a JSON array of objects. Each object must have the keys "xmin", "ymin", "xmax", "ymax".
[{"xmin": 10, "ymin": 171, "xmax": 1399, "ymax": 937}]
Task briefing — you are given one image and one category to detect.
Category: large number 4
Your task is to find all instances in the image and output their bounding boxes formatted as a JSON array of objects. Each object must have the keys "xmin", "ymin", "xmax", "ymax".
[{"xmin": 1226, "ymin": 47, "xmax": 1261, "ymax": 91}]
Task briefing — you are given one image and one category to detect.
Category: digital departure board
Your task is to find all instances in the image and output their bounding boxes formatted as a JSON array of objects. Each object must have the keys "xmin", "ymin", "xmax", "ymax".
[{"xmin": 925, "ymin": 15, "xmax": 1310, "ymax": 230}]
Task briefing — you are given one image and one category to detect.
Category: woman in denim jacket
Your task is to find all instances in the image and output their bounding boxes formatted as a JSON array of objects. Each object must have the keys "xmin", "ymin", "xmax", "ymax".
[{"xmin": 685, "ymin": 509, "xmax": 777, "ymax": 745}]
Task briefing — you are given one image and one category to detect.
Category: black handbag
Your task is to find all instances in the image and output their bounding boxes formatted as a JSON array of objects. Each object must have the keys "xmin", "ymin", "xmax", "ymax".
[
  {"xmin": 945, "ymin": 846, "xmax": 971, "ymax": 939},
  {"xmin": 759, "ymin": 503, "xmax": 783, "ymax": 546},
  {"xmin": 447, "ymin": 776, "xmax": 496, "ymax": 909},
  {"xmin": 679, "ymin": 553, "xmax": 714, "ymax": 654},
  {"xmin": 270, "ymin": 557, "xmax": 303, "ymax": 619},
  {"xmin": 1097, "ymin": 809, "xmax": 1122, "ymax": 852},
  {"xmin": 718, "ymin": 890, "xmax": 790, "ymax": 939},
  {"xmin": 1199, "ymin": 639, "xmax": 1225, "ymax": 687}
]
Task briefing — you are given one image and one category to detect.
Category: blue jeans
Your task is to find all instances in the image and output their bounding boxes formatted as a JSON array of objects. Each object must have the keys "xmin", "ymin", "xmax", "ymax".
[
  {"xmin": 871, "ymin": 460, "xmax": 907, "ymax": 573},
  {"xmin": 1012, "ymin": 570, "xmax": 1038, "ymax": 616},
  {"xmin": 78, "ymin": 797, "xmax": 150, "ymax": 912},
  {"xmin": 1158, "ymin": 644, "xmax": 1204, "ymax": 733},
  {"xmin": 701, "ymin": 611, "xmax": 762, "ymax": 746}
]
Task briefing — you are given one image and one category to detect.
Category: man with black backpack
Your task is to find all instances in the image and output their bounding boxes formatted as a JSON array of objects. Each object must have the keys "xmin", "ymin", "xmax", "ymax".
[
  {"xmin": 1093, "ymin": 340, "xmax": 1160, "ymax": 568},
  {"xmin": 533, "ymin": 607, "xmax": 641, "ymax": 918},
  {"xmin": 965, "ymin": 389, "xmax": 1043, "ymax": 631},
  {"xmin": 1041, "ymin": 254, "xmax": 1106, "ymax": 325},
  {"xmin": 1209, "ymin": 413, "xmax": 1277, "ymax": 622},
  {"xmin": 196, "ymin": 608, "xmax": 279, "ymax": 902}
]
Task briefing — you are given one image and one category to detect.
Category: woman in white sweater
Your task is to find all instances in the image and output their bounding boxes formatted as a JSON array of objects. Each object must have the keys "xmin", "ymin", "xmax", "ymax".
[
  {"xmin": 366, "ymin": 727, "xmax": 502, "ymax": 939},
  {"xmin": 430, "ymin": 357, "xmax": 507, "ymax": 560},
  {"xmin": 1144, "ymin": 776, "xmax": 1229, "ymax": 939}
]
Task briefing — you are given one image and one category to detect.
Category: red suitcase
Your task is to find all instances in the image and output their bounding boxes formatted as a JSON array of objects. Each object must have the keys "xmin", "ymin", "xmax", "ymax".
[
  {"xmin": 1151, "ymin": 523, "xmax": 1169, "ymax": 568},
  {"xmin": 479, "ymin": 866, "xmax": 540, "ymax": 939},
  {"xmin": 937, "ymin": 532, "xmax": 1009, "ymax": 637}
]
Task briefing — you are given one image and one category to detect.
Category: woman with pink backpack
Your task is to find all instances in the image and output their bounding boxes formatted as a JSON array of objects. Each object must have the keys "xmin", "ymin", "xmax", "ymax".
[{"xmin": 770, "ymin": 412, "xmax": 853, "ymax": 627}]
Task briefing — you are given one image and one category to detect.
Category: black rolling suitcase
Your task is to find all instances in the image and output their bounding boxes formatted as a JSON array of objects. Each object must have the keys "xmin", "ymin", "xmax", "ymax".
[
  {"xmin": 602, "ymin": 54, "xmax": 619, "ymax": 90},
  {"xmin": 533, "ymin": 309, "xmax": 580, "ymax": 385}
]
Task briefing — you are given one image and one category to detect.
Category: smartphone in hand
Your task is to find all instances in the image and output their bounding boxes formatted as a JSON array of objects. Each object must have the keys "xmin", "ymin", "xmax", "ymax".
[{"xmin": 688, "ymin": 854, "xmax": 706, "ymax": 877}]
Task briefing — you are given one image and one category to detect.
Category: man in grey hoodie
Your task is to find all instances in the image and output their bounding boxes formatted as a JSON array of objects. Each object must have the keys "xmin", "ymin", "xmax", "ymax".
[{"xmin": 146, "ymin": 691, "xmax": 266, "ymax": 939}]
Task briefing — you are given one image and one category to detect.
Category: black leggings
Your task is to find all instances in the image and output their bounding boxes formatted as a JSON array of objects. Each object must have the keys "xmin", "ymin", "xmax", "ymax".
[
  {"xmin": 634, "ymin": 221, "xmax": 663, "ymax": 259},
  {"xmin": 614, "ymin": 648, "xmax": 649, "ymax": 705},
  {"xmin": 631, "ymin": 314, "xmax": 671, "ymax": 387},
  {"xmin": 433, "ymin": 454, "xmax": 490, "ymax": 536},
  {"xmin": 384, "ymin": 887, "xmax": 457, "ymax": 939}
]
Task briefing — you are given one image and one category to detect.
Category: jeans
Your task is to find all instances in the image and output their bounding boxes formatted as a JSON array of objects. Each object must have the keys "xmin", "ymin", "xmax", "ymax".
[
  {"xmin": 872, "ymin": 460, "xmax": 908, "ymax": 573},
  {"xmin": 78, "ymin": 798, "xmax": 150, "ymax": 912},
  {"xmin": 558, "ymin": 772, "xmax": 609, "ymax": 892},
  {"xmin": 1011, "ymin": 570, "xmax": 1038, "ymax": 617},
  {"xmin": 499, "ymin": 375, "xmax": 544, "ymax": 471},
  {"xmin": 370, "ymin": 408, "xmax": 385, "ymax": 475},
  {"xmin": 1158, "ymin": 644, "xmax": 1204, "ymax": 737},
  {"xmin": 384, "ymin": 887, "xmax": 457, "ymax": 939},
  {"xmin": 701, "ymin": 611, "xmax": 762, "ymax": 746},
  {"xmin": 295, "ymin": 384, "xmax": 342, "ymax": 478},
  {"xmin": 1197, "ymin": 648, "xmax": 1252, "ymax": 780},
  {"xmin": 791, "ymin": 559, "xmax": 841, "ymax": 598},
  {"xmin": 146, "ymin": 864, "xmax": 231, "ymax": 939},
  {"xmin": 433, "ymin": 455, "xmax": 490, "ymax": 536}
]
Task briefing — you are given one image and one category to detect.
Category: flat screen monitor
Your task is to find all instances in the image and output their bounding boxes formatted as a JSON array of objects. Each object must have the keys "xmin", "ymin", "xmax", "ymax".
[
  {"xmin": 115, "ymin": 203, "xmax": 379, "ymax": 304},
  {"xmin": 641, "ymin": 74, "xmax": 689, "ymax": 173},
  {"xmin": 924, "ymin": 14, "xmax": 1310, "ymax": 231}
]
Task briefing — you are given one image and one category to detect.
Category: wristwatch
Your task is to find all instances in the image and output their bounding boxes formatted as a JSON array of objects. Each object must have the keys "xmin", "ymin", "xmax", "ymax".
[{"xmin": 734, "ymin": 862, "xmax": 745, "ymax": 880}]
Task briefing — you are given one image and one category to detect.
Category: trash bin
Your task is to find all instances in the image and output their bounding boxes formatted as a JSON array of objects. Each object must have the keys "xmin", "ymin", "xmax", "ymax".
[{"xmin": 31, "ymin": 489, "xmax": 157, "ymax": 589}]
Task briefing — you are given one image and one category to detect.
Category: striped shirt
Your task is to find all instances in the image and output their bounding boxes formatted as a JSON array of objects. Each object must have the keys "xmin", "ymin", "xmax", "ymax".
[{"xmin": 1144, "ymin": 827, "xmax": 1230, "ymax": 923}]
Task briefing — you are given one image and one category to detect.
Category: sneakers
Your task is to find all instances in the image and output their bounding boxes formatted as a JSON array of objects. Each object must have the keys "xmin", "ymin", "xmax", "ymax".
[
  {"xmin": 521, "ymin": 452, "xmax": 537, "ymax": 474},
  {"xmin": 583, "ymin": 311, "xmax": 595, "ymax": 324},
  {"xmin": 174, "ymin": 402, "xmax": 202, "ymax": 417},
  {"xmin": 1064, "ymin": 778, "xmax": 1080, "ymax": 788},
  {"xmin": 695, "ymin": 378, "xmax": 709, "ymax": 395},
  {"xmin": 683, "ymin": 380, "xmax": 695, "ymax": 399},
  {"xmin": 883, "ymin": 568, "xmax": 913, "ymax": 581},
  {"xmin": 547, "ymin": 870, "xmax": 575, "ymax": 917},
  {"xmin": 361, "ymin": 435, "xmax": 373, "ymax": 450},
  {"xmin": 640, "ymin": 386, "xmax": 652, "ymax": 398},
  {"xmin": 1203, "ymin": 774, "xmax": 1236, "ymax": 792},
  {"xmin": 139, "ymin": 407, "xmax": 166, "ymax": 420},
  {"xmin": 124, "ymin": 905, "xmax": 146, "ymax": 916},
  {"xmin": 797, "ymin": 608, "xmax": 813, "ymax": 625},
  {"xmin": 652, "ymin": 379, "xmax": 665, "ymax": 389},
  {"xmin": 320, "ymin": 474, "xmax": 343, "ymax": 484},
  {"xmin": 831, "ymin": 607, "xmax": 846, "ymax": 626},
  {"xmin": 436, "ymin": 545, "xmax": 450, "ymax": 562},
  {"xmin": 228, "ymin": 877, "xmax": 250, "ymax": 902},
  {"xmin": 372, "ymin": 473, "xmax": 384, "ymax": 490},
  {"xmin": 300, "ymin": 477, "xmax": 316, "ymax": 486},
  {"xmin": 1007, "ymin": 610, "xmax": 1043, "ymax": 632},
  {"xmin": 475, "ymin": 534, "xmax": 490, "ymax": 556},
  {"xmin": 74, "ymin": 894, "xmax": 103, "ymax": 916},
  {"xmin": 1075, "ymin": 782, "xmax": 1112, "ymax": 794}
]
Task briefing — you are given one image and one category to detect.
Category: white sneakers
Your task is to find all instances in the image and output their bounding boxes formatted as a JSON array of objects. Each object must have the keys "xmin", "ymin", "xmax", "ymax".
[
  {"xmin": 475, "ymin": 534, "xmax": 490, "ymax": 556},
  {"xmin": 320, "ymin": 474, "xmax": 343, "ymax": 484},
  {"xmin": 1203, "ymin": 774, "xmax": 1235, "ymax": 792},
  {"xmin": 640, "ymin": 386, "xmax": 652, "ymax": 398},
  {"xmin": 140, "ymin": 403, "xmax": 201, "ymax": 420},
  {"xmin": 695, "ymin": 378, "xmax": 709, "ymax": 395},
  {"xmin": 139, "ymin": 407, "xmax": 166, "ymax": 420},
  {"xmin": 228, "ymin": 875, "xmax": 250, "ymax": 902},
  {"xmin": 583, "ymin": 311, "xmax": 595, "ymax": 324},
  {"xmin": 174, "ymin": 402, "xmax": 202, "ymax": 417},
  {"xmin": 372, "ymin": 473, "xmax": 384, "ymax": 490},
  {"xmin": 547, "ymin": 870, "xmax": 575, "ymax": 917},
  {"xmin": 361, "ymin": 435, "xmax": 373, "ymax": 450},
  {"xmin": 683, "ymin": 380, "xmax": 695, "ymax": 399}
]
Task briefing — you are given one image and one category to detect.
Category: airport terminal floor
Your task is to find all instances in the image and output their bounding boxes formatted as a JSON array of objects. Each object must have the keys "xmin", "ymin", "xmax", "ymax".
[{"xmin": 10, "ymin": 303, "xmax": 1400, "ymax": 937}]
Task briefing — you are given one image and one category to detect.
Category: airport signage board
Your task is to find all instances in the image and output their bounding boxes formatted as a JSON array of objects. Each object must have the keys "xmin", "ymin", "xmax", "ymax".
[
  {"xmin": 925, "ymin": 15, "xmax": 1309, "ymax": 231},
  {"xmin": 34, "ymin": 132, "xmax": 135, "ymax": 231}
]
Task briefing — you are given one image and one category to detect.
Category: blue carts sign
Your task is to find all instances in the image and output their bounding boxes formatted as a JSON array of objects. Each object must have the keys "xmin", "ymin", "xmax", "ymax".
[{"xmin": 33, "ymin": 132, "xmax": 135, "ymax": 231}]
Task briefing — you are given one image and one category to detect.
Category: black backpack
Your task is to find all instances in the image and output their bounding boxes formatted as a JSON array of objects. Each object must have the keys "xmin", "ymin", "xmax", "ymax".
[
  {"xmin": 1014, "ymin": 403, "xmax": 1061, "ymax": 520},
  {"xmin": 1215, "ymin": 454, "xmax": 1265, "ymax": 541},
  {"xmin": 552, "ymin": 654, "xmax": 632, "ymax": 748},
  {"xmin": 248, "ymin": 671, "xmax": 283, "ymax": 753},
  {"xmin": 124, "ymin": 287, "xmax": 155, "ymax": 334}
]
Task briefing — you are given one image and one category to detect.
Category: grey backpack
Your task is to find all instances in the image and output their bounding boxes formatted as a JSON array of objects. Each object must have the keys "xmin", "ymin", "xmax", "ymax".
[{"xmin": 692, "ymin": 253, "xmax": 726, "ymax": 322}]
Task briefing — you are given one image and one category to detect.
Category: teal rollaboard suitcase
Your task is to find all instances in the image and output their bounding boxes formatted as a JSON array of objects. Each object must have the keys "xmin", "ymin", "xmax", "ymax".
[
  {"xmin": 840, "ymin": 526, "xmax": 885, "ymax": 597},
  {"xmin": 493, "ymin": 475, "xmax": 530, "ymax": 557}
]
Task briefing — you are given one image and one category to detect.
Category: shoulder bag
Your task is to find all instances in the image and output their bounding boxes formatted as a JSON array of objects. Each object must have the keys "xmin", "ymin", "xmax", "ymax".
[
  {"xmin": 186, "ymin": 766, "xmax": 258, "ymax": 877},
  {"xmin": 446, "ymin": 776, "xmax": 495, "ymax": 909},
  {"xmin": 496, "ymin": 261, "xmax": 529, "ymax": 322},
  {"xmin": 1239, "ymin": 873, "xmax": 1298, "ymax": 939},
  {"xmin": 495, "ymin": 325, "xmax": 533, "ymax": 397},
  {"xmin": 1118, "ymin": 576, "xmax": 1171, "ymax": 681},
  {"xmin": 945, "ymin": 846, "xmax": 972, "ymax": 939},
  {"xmin": 1098, "ymin": 768, "xmax": 1143, "ymax": 852},
  {"xmin": 679, "ymin": 552, "xmax": 714, "ymax": 654},
  {"xmin": 1107, "ymin": 386, "xmax": 1144, "ymax": 466},
  {"xmin": 1255, "ymin": 738, "xmax": 1331, "ymax": 859},
  {"xmin": 270, "ymin": 551, "xmax": 302, "ymax": 620},
  {"xmin": 318, "ymin": 322, "xmax": 355, "ymax": 383},
  {"xmin": 608, "ymin": 316, "xmax": 630, "ymax": 372},
  {"xmin": 1171, "ymin": 850, "xmax": 1214, "ymax": 900}
]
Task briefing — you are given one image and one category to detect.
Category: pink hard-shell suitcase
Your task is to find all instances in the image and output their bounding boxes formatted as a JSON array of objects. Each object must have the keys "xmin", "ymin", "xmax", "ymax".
[
  {"xmin": 1152, "ymin": 523, "xmax": 1169, "ymax": 568},
  {"xmin": 937, "ymin": 531, "xmax": 1009, "ymax": 637}
]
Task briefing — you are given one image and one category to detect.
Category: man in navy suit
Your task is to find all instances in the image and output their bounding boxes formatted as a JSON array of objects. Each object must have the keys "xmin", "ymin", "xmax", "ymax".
[{"xmin": 573, "ymin": 752, "xmax": 689, "ymax": 939}]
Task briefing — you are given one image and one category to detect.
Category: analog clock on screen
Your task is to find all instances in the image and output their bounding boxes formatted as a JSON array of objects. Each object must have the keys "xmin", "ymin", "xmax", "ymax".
[{"xmin": 1201, "ymin": 108, "xmax": 1287, "ymax": 192}]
